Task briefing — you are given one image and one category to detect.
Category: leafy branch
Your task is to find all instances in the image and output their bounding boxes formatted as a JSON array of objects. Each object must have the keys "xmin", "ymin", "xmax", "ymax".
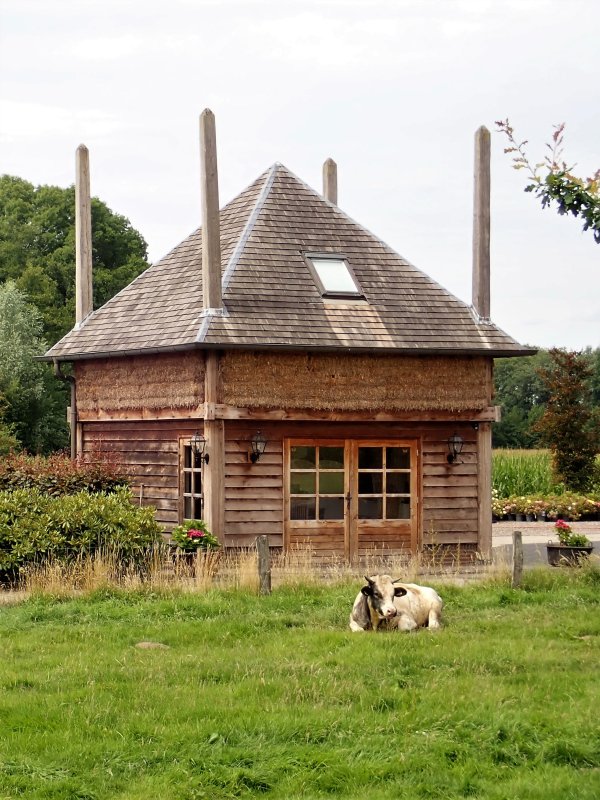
[{"xmin": 496, "ymin": 119, "xmax": 600, "ymax": 243}]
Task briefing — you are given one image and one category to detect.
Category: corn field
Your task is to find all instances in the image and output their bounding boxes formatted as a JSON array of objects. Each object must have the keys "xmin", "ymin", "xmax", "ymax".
[{"xmin": 492, "ymin": 449, "xmax": 556, "ymax": 497}]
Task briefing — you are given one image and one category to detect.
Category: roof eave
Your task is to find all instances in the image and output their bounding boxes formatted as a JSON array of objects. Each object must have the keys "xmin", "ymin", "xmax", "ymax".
[{"xmin": 41, "ymin": 340, "xmax": 537, "ymax": 363}]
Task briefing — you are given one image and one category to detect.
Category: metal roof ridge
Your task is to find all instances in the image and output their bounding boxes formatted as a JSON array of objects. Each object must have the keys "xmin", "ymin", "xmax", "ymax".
[
  {"xmin": 221, "ymin": 163, "xmax": 279, "ymax": 294},
  {"xmin": 195, "ymin": 164, "xmax": 279, "ymax": 344}
]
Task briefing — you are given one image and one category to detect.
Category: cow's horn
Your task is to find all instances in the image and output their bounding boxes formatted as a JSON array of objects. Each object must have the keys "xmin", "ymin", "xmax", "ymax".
[{"xmin": 364, "ymin": 575, "xmax": 374, "ymax": 585}]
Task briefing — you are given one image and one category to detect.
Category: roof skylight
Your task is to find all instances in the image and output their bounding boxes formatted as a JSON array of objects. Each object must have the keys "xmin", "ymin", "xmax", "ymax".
[{"xmin": 307, "ymin": 255, "xmax": 364, "ymax": 299}]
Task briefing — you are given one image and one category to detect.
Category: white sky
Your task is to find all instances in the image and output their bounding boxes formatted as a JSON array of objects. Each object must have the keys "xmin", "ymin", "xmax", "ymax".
[{"xmin": 1, "ymin": 0, "xmax": 598, "ymax": 350}]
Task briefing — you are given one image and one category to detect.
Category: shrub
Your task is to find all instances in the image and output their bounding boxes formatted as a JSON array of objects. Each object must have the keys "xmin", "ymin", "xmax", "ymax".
[
  {"xmin": 0, "ymin": 486, "xmax": 162, "ymax": 579},
  {"xmin": 0, "ymin": 451, "xmax": 129, "ymax": 496}
]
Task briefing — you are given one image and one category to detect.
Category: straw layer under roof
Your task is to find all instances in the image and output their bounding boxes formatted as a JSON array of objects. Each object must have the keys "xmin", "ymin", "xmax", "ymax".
[
  {"xmin": 75, "ymin": 353, "xmax": 205, "ymax": 413},
  {"xmin": 221, "ymin": 351, "xmax": 490, "ymax": 412}
]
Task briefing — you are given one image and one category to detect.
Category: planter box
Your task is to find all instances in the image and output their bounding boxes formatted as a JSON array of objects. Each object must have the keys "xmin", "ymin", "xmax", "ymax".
[{"xmin": 546, "ymin": 543, "xmax": 594, "ymax": 567}]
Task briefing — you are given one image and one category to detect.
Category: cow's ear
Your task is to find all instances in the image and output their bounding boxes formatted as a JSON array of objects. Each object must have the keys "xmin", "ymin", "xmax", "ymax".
[
  {"xmin": 361, "ymin": 584, "xmax": 373, "ymax": 597},
  {"xmin": 394, "ymin": 586, "xmax": 407, "ymax": 598}
]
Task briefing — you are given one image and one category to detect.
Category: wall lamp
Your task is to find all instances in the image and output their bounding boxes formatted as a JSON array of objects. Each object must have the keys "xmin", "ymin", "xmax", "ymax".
[
  {"xmin": 447, "ymin": 432, "xmax": 464, "ymax": 465},
  {"xmin": 190, "ymin": 432, "xmax": 209, "ymax": 464},
  {"xmin": 249, "ymin": 431, "xmax": 267, "ymax": 464}
]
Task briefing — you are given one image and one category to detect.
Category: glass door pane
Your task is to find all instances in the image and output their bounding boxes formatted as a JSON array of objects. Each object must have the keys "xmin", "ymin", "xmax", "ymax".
[
  {"xmin": 289, "ymin": 444, "xmax": 345, "ymax": 521},
  {"xmin": 357, "ymin": 445, "xmax": 411, "ymax": 520},
  {"xmin": 384, "ymin": 446, "xmax": 411, "ymax": 520}
]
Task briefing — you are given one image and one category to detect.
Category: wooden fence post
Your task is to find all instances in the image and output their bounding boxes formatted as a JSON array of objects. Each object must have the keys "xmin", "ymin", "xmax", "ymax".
[
  {"xmin": 511, "ymin": 530, "xmax": 523, "ymax": 588},
  {"xmin": 256, "ymin": 535, "xmax": 271, "ymax": 595}
]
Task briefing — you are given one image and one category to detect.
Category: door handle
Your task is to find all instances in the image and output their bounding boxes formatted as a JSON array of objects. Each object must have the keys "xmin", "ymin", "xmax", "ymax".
[{"xmin": 346, "ymin": 492, "xmax": 352, "ymax": 510}]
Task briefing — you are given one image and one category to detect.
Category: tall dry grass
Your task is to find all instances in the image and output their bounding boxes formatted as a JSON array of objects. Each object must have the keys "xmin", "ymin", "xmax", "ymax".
[{"xmin": 11, "ymin": 539, "xmax": 495, "ymax": 601}]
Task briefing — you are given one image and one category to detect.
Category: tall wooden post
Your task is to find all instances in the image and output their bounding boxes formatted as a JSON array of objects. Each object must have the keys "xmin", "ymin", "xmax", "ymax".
[
  {"xmin": 200, "ymin": 109, "xmax": 223, "ymax": 311},
  {"xmin": 202, "ymin": 352, "xmax": 224, "ymax": 541},
  {"xmin": 75, "ymin": 144, "xmax": 93, "ymax": 326},
  {"xmin": 477, "ymin": 421, "xmax": 493, "ymax": 560},
  {"xmin": 323, "ymin": 158, "xmax": 338, "ymax": 205},
  {"xmin": 473, "ymin": 127, "xmax": 493, "ymax": 560},
  {"xmin": 472, "ymin": 126, "xmax": 490, "ymax": 320},
  {"xmin": 199, "ymin": 109, "xmax": 225, "ymax": 542}
]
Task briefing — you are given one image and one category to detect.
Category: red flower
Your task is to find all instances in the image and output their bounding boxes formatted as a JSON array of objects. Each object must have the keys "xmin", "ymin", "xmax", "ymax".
[{"xmin": 187, "ymin": 529, "xmax": 205, "ymax": 539}]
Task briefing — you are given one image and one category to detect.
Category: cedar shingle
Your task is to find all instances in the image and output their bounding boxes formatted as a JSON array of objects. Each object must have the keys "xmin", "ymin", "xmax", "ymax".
[{"xmin": 45, "ymin": 163, "xmax": 532, "ymax": 360}]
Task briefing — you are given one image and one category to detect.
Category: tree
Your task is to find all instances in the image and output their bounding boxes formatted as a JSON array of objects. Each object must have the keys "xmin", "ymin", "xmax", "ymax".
[
  {"xmin": 535, "ymin": 349, "xmax": 599, "ymax": 492},
  {"xmin": 495, "ymin": 120, "xmax": 600, "ymax": 243},
  {"xmin": 0, "ymin": 281, "xmax": 69, "ymax": 453},
  {"xmin": 0, "ymin": 175, "xmax": 149, "ymax": 344},
  {"xmin": 493, "ymin": 351, "xmax": 551, "ymax": 448}
]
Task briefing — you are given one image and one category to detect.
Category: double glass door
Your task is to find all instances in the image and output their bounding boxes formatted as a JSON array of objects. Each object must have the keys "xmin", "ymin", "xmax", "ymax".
[{"xmin": 285, "ymin": 439, "xmax": 418, "ymax": 561}]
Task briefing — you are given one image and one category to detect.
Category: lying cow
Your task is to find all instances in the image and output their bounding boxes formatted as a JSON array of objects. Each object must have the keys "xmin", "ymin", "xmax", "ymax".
[{"xmin": 349, "ymin": 574, "xmax": 443, "ymax": 632}]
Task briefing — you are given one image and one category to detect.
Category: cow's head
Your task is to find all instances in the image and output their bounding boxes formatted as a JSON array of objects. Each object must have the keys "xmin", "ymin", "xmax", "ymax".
[{"xmin": 361, "ymin": 574, "xmax": 407, "ymax": 620}]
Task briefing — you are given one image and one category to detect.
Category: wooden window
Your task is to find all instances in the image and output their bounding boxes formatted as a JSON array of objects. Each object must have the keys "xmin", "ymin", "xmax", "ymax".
[
  {"xmin": 357, "ymin": 445, "xmax": 411, "ymax": 520},
  {"xmin": 181, "ymin": 443, "xmax": 203, "ymax": 521},
  {"xmin": 289, "ymin": 444, "xmax": 345, "ymax": 521}
]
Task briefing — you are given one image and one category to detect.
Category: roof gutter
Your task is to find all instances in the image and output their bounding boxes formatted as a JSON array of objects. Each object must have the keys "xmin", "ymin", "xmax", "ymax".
[{"xmin": 44, "ymin": 340, "xmax": 537, "ymax": 363}]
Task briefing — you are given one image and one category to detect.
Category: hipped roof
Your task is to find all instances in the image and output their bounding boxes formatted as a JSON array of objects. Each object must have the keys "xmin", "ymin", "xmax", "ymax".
[{"xmin": 45, "ymin": 163, "xmax": 533, "ymax": 361}]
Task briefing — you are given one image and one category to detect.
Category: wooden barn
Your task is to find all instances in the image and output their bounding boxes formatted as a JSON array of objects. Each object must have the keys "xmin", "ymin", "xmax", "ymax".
[{"xmin": 45, "ymin": 110, "xmax": 533, "ymax": 564}]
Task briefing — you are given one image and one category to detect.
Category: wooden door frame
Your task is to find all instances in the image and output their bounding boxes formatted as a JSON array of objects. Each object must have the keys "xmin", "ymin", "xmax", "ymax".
[
  {"xmin": 284, "ymin": 437, "xmax": 421, "ymax": 561},
  {"xmin": 283, "ymin": 438, "xmax": 350, "ymax": 559},
  {"xmin": 350, "ymin": 439, "xmax": 419, "ymax": 560}
]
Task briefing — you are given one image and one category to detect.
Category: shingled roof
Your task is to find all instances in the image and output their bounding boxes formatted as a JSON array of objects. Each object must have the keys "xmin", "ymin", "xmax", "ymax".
[{"xmin": 45, "ymin": 163, "xmax": 533, "ymax": 361}]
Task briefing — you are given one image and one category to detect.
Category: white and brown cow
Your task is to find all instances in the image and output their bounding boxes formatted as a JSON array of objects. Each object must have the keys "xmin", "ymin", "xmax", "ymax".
[{"xmin": 349, "ymin": 574, "xmax": 443, "ymax": 632}]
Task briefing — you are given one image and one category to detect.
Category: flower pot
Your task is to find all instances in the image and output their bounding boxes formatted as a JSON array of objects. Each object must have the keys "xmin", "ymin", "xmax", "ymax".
[{"xmin": 546, "ymin": 543, "xmax": 594, "ymax": 567}]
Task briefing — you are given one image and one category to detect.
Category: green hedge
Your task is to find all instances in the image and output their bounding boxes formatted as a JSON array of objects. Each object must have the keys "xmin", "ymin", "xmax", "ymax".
[
  {"xmin": 0, "ymin": 452, "xmax": 129, "ymax": 496},
  {"xmin": 0, "ymin": 487, "xmax": 162, "ymax": 578}
]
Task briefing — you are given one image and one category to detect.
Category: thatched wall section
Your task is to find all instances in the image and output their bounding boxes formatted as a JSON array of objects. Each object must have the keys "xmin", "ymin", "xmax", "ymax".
[
  {"xmin": 75, "ymin": 353, "xmax": 204, "ymax": 413},
  {"xmin": 221, "ymin": 352, "xmax": 490, "ymax": 411}
]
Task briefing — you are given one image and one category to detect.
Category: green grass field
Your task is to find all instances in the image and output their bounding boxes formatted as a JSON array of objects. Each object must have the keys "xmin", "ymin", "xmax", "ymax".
[{"xmin": 2, "ymin": 571, "xmax": 600, "ymax": 799}]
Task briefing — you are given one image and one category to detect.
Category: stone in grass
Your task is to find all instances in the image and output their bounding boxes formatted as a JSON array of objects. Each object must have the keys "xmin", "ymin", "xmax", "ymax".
[{"xmin": 135, "ymin": 641, "xmax": 170, "ymax": 650}]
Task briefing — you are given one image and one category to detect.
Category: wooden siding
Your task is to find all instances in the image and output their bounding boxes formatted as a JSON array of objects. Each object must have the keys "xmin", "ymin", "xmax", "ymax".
[
  {"xmin": 221, "ymin": 352, "xmax": 490, "ymax": 412},
  {"xmin": 224, "ymin": 426, "xmax": 284, "ymax": 548},
  {"xmin": 81, "ymin": 420, "xmax": 187, "ymax": 529},
  {"xmin": 422, "ymin": 427, "xmax": 479, "ymax": 546},
  {"xmin": 81, "ymin": 418, "xmax": 481, "ymax": 553},
  {"xmin": 75, "ymin": 352, "xmax": 205, "ymax": 416}
]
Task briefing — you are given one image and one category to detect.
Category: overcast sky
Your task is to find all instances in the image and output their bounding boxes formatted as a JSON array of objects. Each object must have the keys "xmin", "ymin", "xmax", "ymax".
[{"xmin": 1, "ymin": 0, "xmax": 598, "ymax": 350}]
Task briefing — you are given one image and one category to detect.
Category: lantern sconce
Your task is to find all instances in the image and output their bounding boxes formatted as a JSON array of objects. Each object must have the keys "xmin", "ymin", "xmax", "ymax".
[
  {"xmin": 249, "ymin": 430, "xmax": 267, "ymax": 464},
  {"xmin": 447, "ymin": 432, "xmax": 464, "ymax": 465},
  {"xmin": 190, "ymin": 432, "xmax": 209, "ymax": 464}
]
